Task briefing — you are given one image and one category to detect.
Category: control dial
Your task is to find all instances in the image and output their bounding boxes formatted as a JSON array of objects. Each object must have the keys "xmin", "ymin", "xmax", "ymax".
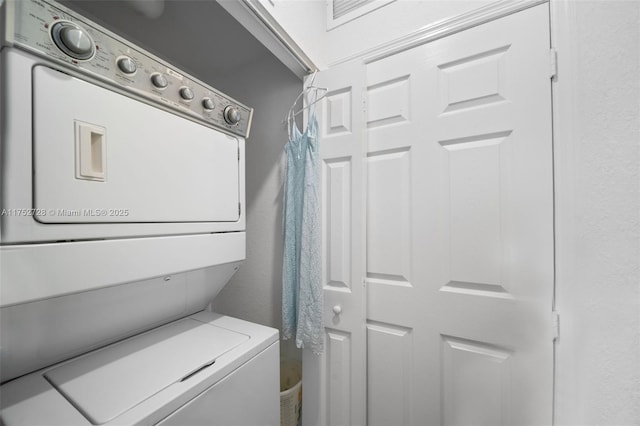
[
  {"xmin": 117, "ymin": 57, "xmax": 137, "ymax": 74},
  {"xmin": 150, "ymin": 73, "xmax": 168, "ymax": 89},
  {"xmin": 202, "ymin": 98, "xmax": 215, "ymax": 111},
  {"xmin": 224, "ymin": 106, "xmax": 241, "ymax": 125},
  {"xmin": 51, "ymin": 21, "xmax": 95, "ymax": 60},
  {"xmin": 179, "ymin": 87, "xmax": 194, "ymax": 101}
]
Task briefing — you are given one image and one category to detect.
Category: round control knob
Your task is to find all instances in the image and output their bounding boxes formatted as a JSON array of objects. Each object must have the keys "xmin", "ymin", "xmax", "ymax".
[
  {"xmin": 224, "ymin": 106, "xmax": 241, "ymax": 125},
  {"xmin": 117, "ymin": 57, "xmax": 137, "ymax": 74},
  {"xmin": 202, "ymin": 98, "xmax": 215, "ymax": 111},
  {"xmin": 179, "ymin": 87, "xmax": 194, "ymax": 101},
  {"xmin": 150, "ymin": 73, "xmax": 168, "ymax": 89},
  {"xmin": 51, "ymin": 21, "xmax": 94, "ymax": 60}
]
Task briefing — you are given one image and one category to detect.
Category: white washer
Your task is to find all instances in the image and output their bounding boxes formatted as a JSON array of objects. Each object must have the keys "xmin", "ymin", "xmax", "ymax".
[
  {"xmin": 0, "ymin": 1, "xmax": 278, "ymax": 424},
  {"xmin": 0, "ymin": 312, "xmax": 279, "ymax": 426}
]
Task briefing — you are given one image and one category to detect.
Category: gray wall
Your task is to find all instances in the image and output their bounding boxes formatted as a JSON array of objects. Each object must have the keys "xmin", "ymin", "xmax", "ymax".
[{"xmin": 212, "ymin": 54, "xmax": 300, "ymax": 337}]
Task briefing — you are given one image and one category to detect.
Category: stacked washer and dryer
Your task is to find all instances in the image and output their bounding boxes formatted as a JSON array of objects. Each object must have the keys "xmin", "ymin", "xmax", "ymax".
[{"xmin": 0, "ymin": 0, "xmax": 279, "ymax": 424}]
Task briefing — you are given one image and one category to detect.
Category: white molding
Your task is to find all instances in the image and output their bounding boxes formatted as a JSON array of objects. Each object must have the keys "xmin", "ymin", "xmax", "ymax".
[
  {"xmin": 216, "ymin": 0, "xmax": 317, "ymax": 78},
  {"xmin": 328, "ymin": 0, "xmax": 548, "ymax": 66}
]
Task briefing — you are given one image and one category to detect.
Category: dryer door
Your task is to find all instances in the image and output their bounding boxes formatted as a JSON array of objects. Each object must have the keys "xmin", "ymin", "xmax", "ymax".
[{"xmin": 32, "ymin": 66, "xmax": 240, "ymax": 223}]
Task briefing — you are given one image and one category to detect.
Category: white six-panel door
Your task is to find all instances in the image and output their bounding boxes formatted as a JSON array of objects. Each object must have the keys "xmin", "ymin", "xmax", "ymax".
[
  {"xmin": 303, "ymin": 60, "xmax": 367, "ymax": 426},
  {"xmin": 306, "ymin": 4, "xmax": 554, "ymax": 425}
]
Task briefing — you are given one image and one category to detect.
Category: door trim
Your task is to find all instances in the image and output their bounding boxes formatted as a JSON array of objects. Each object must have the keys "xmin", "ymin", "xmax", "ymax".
[{"xmin": 330, "ymin": 0, "xmax": 549, "ymax": 67}]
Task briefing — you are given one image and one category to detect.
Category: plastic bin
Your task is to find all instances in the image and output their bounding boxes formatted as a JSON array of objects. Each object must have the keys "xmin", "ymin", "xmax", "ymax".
[{"xmin": 280, "ymin": 360, "xmax": 302, "ymax": 426}]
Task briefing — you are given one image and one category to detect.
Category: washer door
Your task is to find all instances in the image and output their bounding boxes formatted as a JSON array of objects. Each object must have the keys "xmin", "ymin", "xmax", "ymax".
[{"xmin": 33, "ymin": 66, "xmax": 240, "ymax": 223}]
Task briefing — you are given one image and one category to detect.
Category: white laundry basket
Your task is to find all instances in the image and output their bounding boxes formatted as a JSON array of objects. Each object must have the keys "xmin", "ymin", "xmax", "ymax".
[{"xmin": 280, "ymin": 360, "xmax": 302, "ymax": 426}]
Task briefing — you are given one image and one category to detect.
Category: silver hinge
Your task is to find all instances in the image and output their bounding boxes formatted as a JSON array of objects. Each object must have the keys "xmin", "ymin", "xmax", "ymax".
[
  {"xmin": 550, "ymin": 48, "xmax": 558, "ymax": 79},
  {"xmin": 552, "ymin": 311, "xmax": 560, "ymax": 341}
]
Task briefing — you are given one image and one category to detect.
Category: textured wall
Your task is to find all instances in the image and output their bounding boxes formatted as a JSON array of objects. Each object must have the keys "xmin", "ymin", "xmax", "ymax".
[{"xmin": 554, "ymin": 1, "xmax": 640, "ymax": 424}]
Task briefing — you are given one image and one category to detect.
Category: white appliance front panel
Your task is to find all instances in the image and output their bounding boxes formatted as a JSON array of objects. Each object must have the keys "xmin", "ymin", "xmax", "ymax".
[{"xmin": 33, "ymin": 65, "xmax": 240, "ymax": 223}]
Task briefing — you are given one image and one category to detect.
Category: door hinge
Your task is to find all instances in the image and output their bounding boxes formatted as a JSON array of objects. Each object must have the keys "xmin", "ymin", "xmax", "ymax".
[
  {"xmin": 238, "ymin": 145, "xmax": 241, "ymax": 161},
  {"xmin": 550, "ymin": 48, "xmax": 558, "ymax": 79},
  {"xmin": 552, "ymin": 311, "xmax": 560, "ymax": 341},
  {"xmin": 238, "ymin": 203, "xmax": 241, "ymax": 216}
]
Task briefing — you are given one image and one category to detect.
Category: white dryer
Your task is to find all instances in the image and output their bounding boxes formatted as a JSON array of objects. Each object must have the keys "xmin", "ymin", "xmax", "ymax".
[{"xmin": 0, "ymin": 1, "xmax": 278, "ymax": 424}]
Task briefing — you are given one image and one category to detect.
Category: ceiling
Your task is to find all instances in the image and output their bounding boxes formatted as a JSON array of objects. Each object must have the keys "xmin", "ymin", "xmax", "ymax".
[{"xmin": 60, "ymin": 0, "xmax": 277, "ymax": 91}]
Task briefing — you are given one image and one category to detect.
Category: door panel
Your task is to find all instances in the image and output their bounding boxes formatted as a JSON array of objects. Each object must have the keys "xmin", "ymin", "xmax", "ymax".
[
  {"xmin": 445, "ymin": 133, "xmax": 507, "ymax": 289},
  {"xmin": 325, "ymin": 329, "xmax": 354, "ymax": 425},
  {"xmin": 302, "ymin": 60, "xmax": 367, "ymax": 426},
  {"xmin": 366, "ymin": 4, "xmax": 553, "ymax": 425},
  {"xmin": 441, "ymin": 335, "xmax": 513, "ymax": 426},
  {"xmin": 367, "ymin": 321, "xmax": 413, "ymax": 426},
  {"xmin": 324, "ymin": 157, "xmax": 352, "ymax": 290},
  {"xmin": 367, "ymin": 148, "xmax": 412, "ymax": 283},
  {"xmin": 366, "ymin": 44, "xmax": 435, "ymax": 426}
]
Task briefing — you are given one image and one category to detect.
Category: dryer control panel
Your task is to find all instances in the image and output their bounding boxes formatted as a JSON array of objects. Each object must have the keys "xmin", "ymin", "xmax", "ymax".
[{"xmin": 2, "ymin": 0, "xmax": 253, "ymax": 137}]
